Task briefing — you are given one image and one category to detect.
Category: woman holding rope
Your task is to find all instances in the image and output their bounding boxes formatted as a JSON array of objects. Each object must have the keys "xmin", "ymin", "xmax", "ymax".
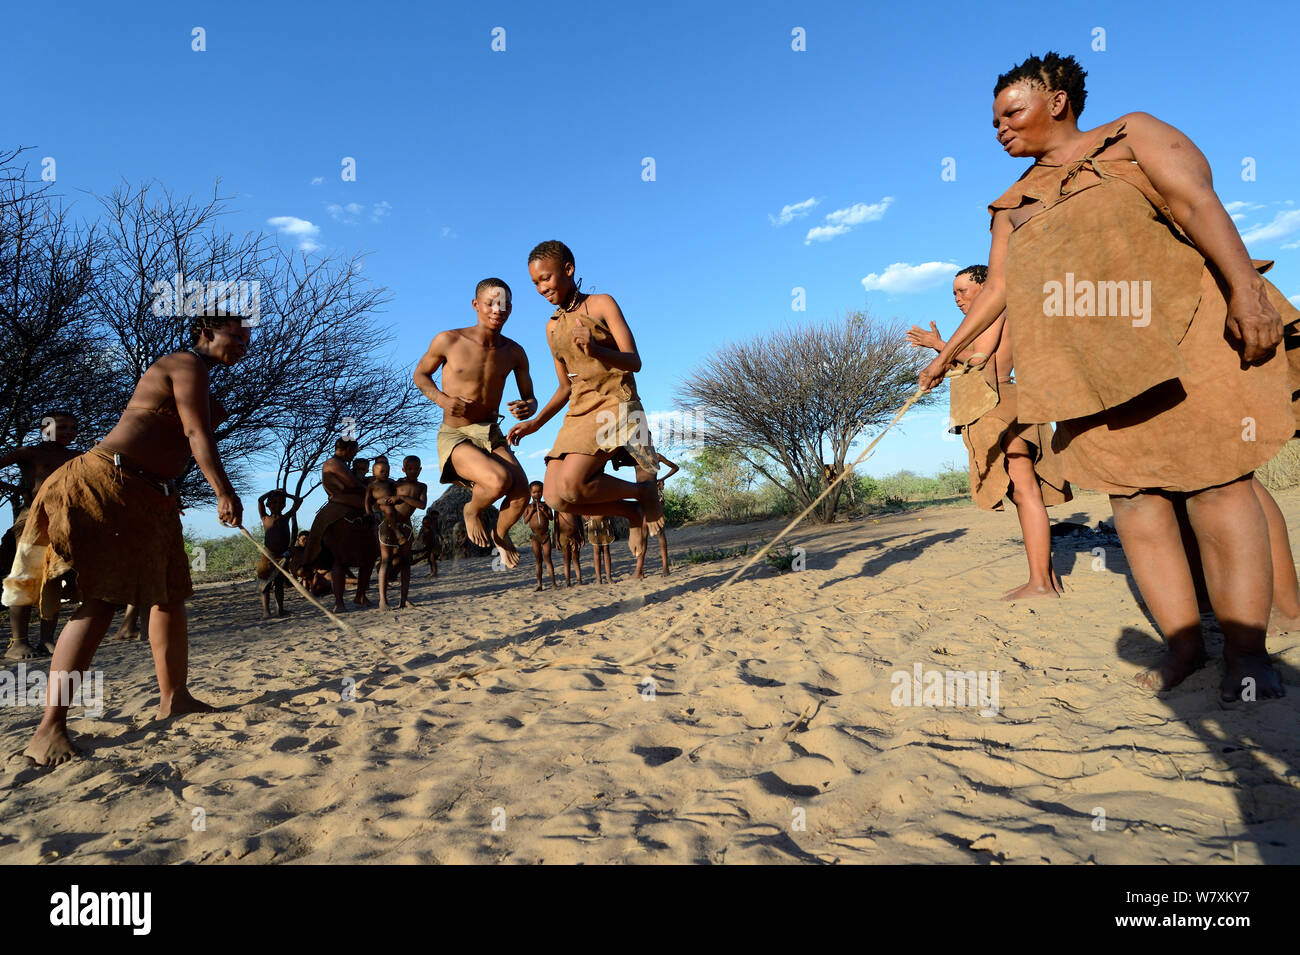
[
  {"xmin": 4, "ymin": 311, "xmax": 249, "ymax": 764},
  {"xmin": 919, "ymin": 53, "xmax": 1299, "ymax": 701}
]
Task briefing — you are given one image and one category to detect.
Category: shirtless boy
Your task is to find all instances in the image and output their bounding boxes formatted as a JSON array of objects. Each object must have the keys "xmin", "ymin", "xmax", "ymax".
[
  {"xmin": 256, "ymin": 489, "xmax": 302, "ymax": 619},
  {"xmin": 364, "ymin": 456, "xmax": 412, "ymax": 609},
  {"xmin": 0, "ymin": 410, "xmax": 80, "ymax": 658},
  {"xmin": 508, "ymin": 241, "xmax": 664, "ymax": 554},
  {"xmin": 521, "ymin": 481, "xmax": 557, "ymax": 591},
  {"xmin": 414, "ymin": 278, "xmax": 537, "ymax": 569},
  {"xmin": 554, "ymin": 511, "xmax": 585, "ymax": 585},
  {"xmin": 304, "ymin": 438, "xmax": 375, "ymax": 612},
  {"xmin": 390, "ymin": 455, "xmax": 429, "ymax": 605}
]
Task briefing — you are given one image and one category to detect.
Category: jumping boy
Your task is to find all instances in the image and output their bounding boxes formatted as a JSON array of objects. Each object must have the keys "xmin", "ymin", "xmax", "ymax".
[
  {"xmin": 414, "ymin": 278, "xmax": 537, "ymax": 569},
  {"xmin": 521, "ymin": 481, "xmax": 557, "ymax": 591},
  {"xmin": 0, "ymin": 410, "xmax": 80, "ymax": 658},
  {"xmin": 256, "ymin": 488, "xmax": 303, "ymax": 619},
  {"xmin": 508, "ymin": 241, "xmax": 664, "ymax": 555}
]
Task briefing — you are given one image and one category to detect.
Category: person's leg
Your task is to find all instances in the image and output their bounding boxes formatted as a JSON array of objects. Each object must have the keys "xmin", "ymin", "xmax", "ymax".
[
  {"xmin": 398, "ymin": 542, "xmax": 412, "ymax": 607},
  {"xmin": 377, "ymin": 541, "xmax": 393, "ymax": 609},
  {"xmin": 542, "ymin": 540, "xmax": 556, "ymax": 587},
  {"xmin": 1183, "ymin": 477, "xmax": 1283, "ymax": 700},
  {"xmin": 1250, "ymin": 477, "xmax": 1300, "ymax": 629},
  {"xmin": 149, "ymin": 600, "xmax": 216, "ymax": 717},
  {"xmin": 531, "ymin": 539, "xmax": 544, "ymax": 590},
  {"xmin": 260, "ymin": 575, "xmax": 274, "ymax": 619},
  {"xmin": 449, "ymin": 443, "xmax": 512, "ymax": 552},
  {"xmin": 1002, "ymin": 434, "xmax": 1060, "ymax": 600},
  {"xmin": 111, "ymin": 603, "xmax": 141, "ymax": 642},
  {"xmin": 544, "ymin": 454, "xmax": 659, "ymax": 555},
  {"xmin": 603, "ymin": 544, "xmax": 614, "ymax": 582},
  {"xmin": 5, "ymin": 604, "xmax": 38, "ymax": 659},
  {"xmin": 659, "ymin": 528, "xmax": 670, "ymax": 576},
  {"xmin": 1116, "ymin": 491, "xmax": 1210, "ymax": 692},
  {"xmin": 330, "ymin": 556, "xmax": 348, "ymax": 612},
  {"xmin": 491, "ymin": 446, "xmax": 530, "ymax": 567},
  {"xmin": 23, "ymin": 598, "xmax": 117, "ymax": 765},
  {"xmin": 274, "ymin": 574, "xmax": 286, "ymax": 616}
]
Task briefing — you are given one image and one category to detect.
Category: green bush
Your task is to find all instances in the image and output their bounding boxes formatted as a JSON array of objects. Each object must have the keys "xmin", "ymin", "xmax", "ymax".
[
  {"xmin": 662, "ymin": 486, "xmax": 698, "ymax": 526},
  {"xmin": 184, "ymin": 532, "xmax": 260, "ymax": 583}
]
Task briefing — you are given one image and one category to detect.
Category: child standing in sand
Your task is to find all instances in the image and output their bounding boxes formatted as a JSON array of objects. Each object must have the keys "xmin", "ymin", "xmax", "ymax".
[
  {"xmin": 413, "ymin": 279, "xmax": 537, "ymax": 569},
  {"xmin": 365, "ymin": 456, "xmax": 413, "ymax": 610},
  {"xmin": 256, "ymin": 489, "xmax": 303, "ymax": 619},
  {"xmin": 508, "ymin": 241, "xmax": 664, "ymax": 555},
  {"xmin": 554, "ymin": 511, "xmax": 585, "ymax": 585},
  {"xmin": 521, "ymin": 481, "xmax": 557, "ymax": 591},
  {"xmin": 586, "ymin": 515, "xmax": 614, "ymax": 584},
  {"xmin": 630, "ymin": 452, "xmax": 679, "ymax": 579}
]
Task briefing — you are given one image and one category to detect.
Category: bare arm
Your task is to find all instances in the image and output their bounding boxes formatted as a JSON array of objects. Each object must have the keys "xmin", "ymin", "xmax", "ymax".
[
  {"xmin": 0, "ymin": 448, "xmax": 28, "ymax": 469},
  {"xmin": 657, "ymin": 454, "xmax": 680, "ymax": 481},
  {"xmin": 172, "ymin": 355, "xmax": 241, "ymax": 525},
  {"xmin": 572, "ymin": 295, "xmax": 642, "ymax": 372},
  {"xmin": 1123, "ymin": 111, "xmax": 1280, "ymax": 361},
  {"xmin": 413, "ymin": 333, "xmax": 463, "ymax": 415},
  {"xmin": 920, "ymin": 214, "xmax": 1011, "ymax": 390},
  {"xmin": 506, "ymin": 345, "xmax": 539, "ymax": 420},
  {"xmin": 509, "ymin": 350, "xmax": 572, "ymax": 444}
]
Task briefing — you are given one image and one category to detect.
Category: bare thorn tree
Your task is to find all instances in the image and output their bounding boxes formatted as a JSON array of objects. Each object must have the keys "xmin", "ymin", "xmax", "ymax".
[{"xmin": 678, "ymin": 312, "xmax": 936, "ymax": 523}]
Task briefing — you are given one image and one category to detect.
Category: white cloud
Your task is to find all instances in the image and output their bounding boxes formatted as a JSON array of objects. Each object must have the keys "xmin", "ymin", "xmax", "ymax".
[
  {"xmin": 527, "ymin": 448, "xmax": 548, "ymax": 459},
  {"xmin": 1241, "ymin": 209, "xmax": 1300, "ymax": 244},
  {"xmin": 310, "ymin": 176, "xmax": 324, "ymax": 186},
  {"xmin": 1224, "ymin": 201, "xmax": 1263, "ymax": 214},
  {"xmin": 804, "ymin": 197, "xmax": 893, "ymax": 244},
  {"xmin": 861, "ymin": 261, "xmax": 960, "ymax": 294},
  {"xmin": 326, "ymin": 201, "xmax": 390, "ymax": 225},
  {"xmin": 440, "ymin": 226, "xmax": 456, "ymax": 239},
  {"xmin": 1289, "ymin": 294, "xmax": 1300, "ymax": 308},
  {"xmin": 1284, "ymin": 240, "xmax": 1300, "ymax": 250},
  {"xmin": 769, "ymin": 197, "xmax": 819, "ymax": 226},
  {"xmin": 266, "ymin": 216, "xmax": 321, "ymax": 252}
]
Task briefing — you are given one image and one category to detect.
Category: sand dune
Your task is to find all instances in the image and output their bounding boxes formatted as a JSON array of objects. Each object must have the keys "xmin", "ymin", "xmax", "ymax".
[{"xmin": 2, "ymin": 489, "xmax": 1297, "ymax": 864}]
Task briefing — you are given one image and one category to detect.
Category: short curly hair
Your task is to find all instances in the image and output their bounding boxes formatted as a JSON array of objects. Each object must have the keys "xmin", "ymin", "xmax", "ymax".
[
  {"xmin": 956, "ymin": 265, "xmax": 988, "ymax": 285},
  {"xmin": 527, "ymin": 240, "xmax": 574, "ymax": 269},
  {"xmin": 994, "ymin": 52, "xmax": 1087, "ymax": 119}
]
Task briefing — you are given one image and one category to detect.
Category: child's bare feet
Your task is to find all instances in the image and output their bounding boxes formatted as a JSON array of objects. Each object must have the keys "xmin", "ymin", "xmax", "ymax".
[
  {"xmin": 1136, "ymin": 634, "xmax": 1207, "ymax": 693},
  {"xmin": 332, "ymin": 600, "xmax": 348, "ymax": 613},
  {"xmin": 628, "ymin": 521, "xmax": 645, "ymax": 557},
  {"xmin": 1221, "ymin": 646, "xmax": 1285, "ymax": 701},
  {"xmin": 637, "ymin": 481, "xmax": 665, "ymax": 535},
  {"xmin": 23, "ymin": 723, "xmax": 79, "ymax": 766},
  {"xmin": 463, "ymin": 502, "xmax": 491, "ymax": 548},
  {"xmin": 1267, "ymin": 606, "xmax": 1300, "ymax": 636},
  {"xmin": 158, "ymin": 689, "xmax": 217, "ymax": 718}
]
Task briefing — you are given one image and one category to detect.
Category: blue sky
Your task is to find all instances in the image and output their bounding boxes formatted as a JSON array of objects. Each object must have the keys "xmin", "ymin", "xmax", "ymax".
[{"xmin": 5, "ymin": 0, "xmax": 1299, "ymax": 537}]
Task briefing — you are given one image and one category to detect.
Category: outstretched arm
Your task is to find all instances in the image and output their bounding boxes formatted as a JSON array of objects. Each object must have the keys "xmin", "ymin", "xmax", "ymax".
[
  {"xmin": 509, "ymin": 352, "xmax": 571, "ymax": 444},
  {"xmin": 1123, "ymin": 111, "xmax": 1281, "ymax": 362},
  {"xmin": 920, "ymin": 214, "xmax": 1011, "ymax": 390}
]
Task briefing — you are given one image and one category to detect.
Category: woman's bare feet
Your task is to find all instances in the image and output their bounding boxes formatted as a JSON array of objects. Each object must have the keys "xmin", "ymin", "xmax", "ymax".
[
  {"xmin": 1002, "ymin": 578, "xmax": 1060, "ymax": 601},
  {"xmin": 1267, "ymin": 606, "xmax": 1300, "ymax": 637},
  {"xmin": 158, "ymin": 688, "xmax": 217, "ymax": 718},
  {"xmin": 1221, "ymin": 646, "xmax": 1285, "ymax": 702},
  {"xmin": 493, "ymin": 531, "xmax": 520, "ymax": 568},
  {"xmin": 1136, "ymin": 634, "xmax": 1208, "ymax": 692},
  {"xmin": 23, "ymin": 722, "xmax": 79, "ymax": 766}
]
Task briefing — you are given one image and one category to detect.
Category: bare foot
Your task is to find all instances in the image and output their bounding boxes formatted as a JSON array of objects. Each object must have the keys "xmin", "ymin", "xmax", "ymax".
[
  {"xmin": 379, "ymin": 600, "xmax": 393, "ymax": 611},
  {"xmin": 534, "ymin": 584, "xmax": 543, "ymax": 592},
  {"xmin": 1136, "ymin": 638, "xmax": 1208, "ymax": 693},
  {"xmin": 5, "ymin": 639, "xmax": 42, "ymax": 660},
  {"xmin": 276, "ymin": 608, "xmax": 290, "ymax": 618},
  {"xmin": 628, "ymin": 522, "xmax": 645, "ymax": 557},
  {"xmin": 493, "ymin": 532, "xmax": 520, "ymax": 569},
  {"xmin": 662, "ymin": 566, "xmax": 671, "ymax": 577},
  {"xmin": 1221, "ymin": 647, "xmax": 1285, "ymax": 702},
  {"xmin": 353, "ymin": 595, "xmax": 372, "ymax": 608},
  {"xmin": 1002, "ymin": 579, "xmax": 1061, "ymax": 601},
  {"xmin": 332, "ymin": 601, "xmax": 348, "ymax": 614},
  {"xmin": 22, "ymin": 723, "xmax": 79, "ymax": 766},
  {"xmin": 109, "ymin": 625, "xmax": 140, "ymax": 643},
  {"xmin": 158, "ymin": 689, "xmax": 218, "ymax": 718},
  {"xmin": 637, "ymin": 481, "xmax": 665, "ymax": 536},
  {"xmin": 1267, "ymin": 607, "xmax": 1300, "ymax": 637},
  {"xmin": 463, "ymin": 502, "xmax": 491, "ymax": 548}
]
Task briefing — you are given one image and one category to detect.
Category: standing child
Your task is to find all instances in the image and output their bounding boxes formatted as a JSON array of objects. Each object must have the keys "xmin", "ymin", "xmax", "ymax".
[
  {"xmin": 632, "ymin": 452, "xmax": 679, "ymax": 578},
  {"xmin": 586, "ymin": 515, "xmax": 614, "ymax": 584},
  {"xmin": 554, "ymin": 511, "xmax": 585, "ymax": 586},
  {"xmin": 521, "ymin": 481, "xmax": 557, "ymax": 591},
  {"xmin": 364, "ymin": 456, "xmax": 410, "ymax": 610},
  {"xmin": 392, "ymin": 456, "xmax": 428, "ymax": 606},
  {"xmin": 416, "ymin": 506, "xmax": 442, "ymax": 578},
  {"xmin": 256, "ymin": 489, "xmax": 303, "ymax": 619}
]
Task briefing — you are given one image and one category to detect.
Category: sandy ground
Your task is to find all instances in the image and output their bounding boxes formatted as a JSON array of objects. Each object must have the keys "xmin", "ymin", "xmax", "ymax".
[{"xmin": 1, "ymin": 488, "xmax": 1297, "ymax": 864}]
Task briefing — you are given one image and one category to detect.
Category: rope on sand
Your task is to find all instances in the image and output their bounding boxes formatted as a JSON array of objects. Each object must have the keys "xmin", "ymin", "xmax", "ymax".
[
  {"xmin": 236, "ymin": 525, "xmax": 361, "ymax": 641},
  {"xmin": 617, "ymin": 386, "xmax": 928, "ymax": 667}
]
